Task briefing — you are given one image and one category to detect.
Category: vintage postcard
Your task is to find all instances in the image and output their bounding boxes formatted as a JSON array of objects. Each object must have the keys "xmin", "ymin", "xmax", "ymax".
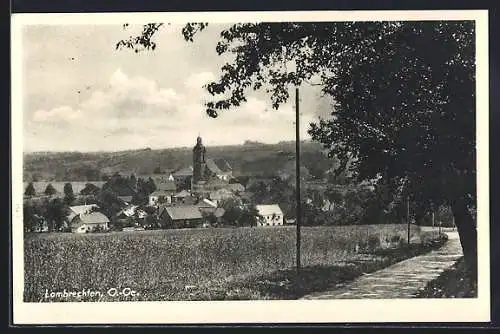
[{"xmin": 11, "ymin": 10, "xmax": 490, "ymax": 324}]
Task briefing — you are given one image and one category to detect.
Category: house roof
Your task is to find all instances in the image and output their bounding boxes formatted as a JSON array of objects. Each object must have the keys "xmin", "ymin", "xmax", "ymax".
[
  {"xmin": 172, "ymin": 166, "xmax": 193, "ymax": 177},
  {"xmin": 164, "ymin": 205, "xmax": 203, "ymax": 221},
  {"xmin": 71, "ymin": 212, "xmax": 110, "ymax": 226},
  {"xmin": 201, "ymin": 198, "xmax": 217, "ymax": 208},
  {"xmin": 156, "ymin": 181, "xmax": 177, "ymax": 192},
  {"xmin": 226, "ymin": 183, "xmax": 245, "ymax": 192},
  {"xmin": 205, "ymin": 159, "xmax": 222, "ymax": 174},
  {"xmin": 214, "ymin": 158, "xmax": 232, "ymax": 173},
  {"xmin": 116, "ymin": 204, "xmax": 139, "ymax": 217},
  {"xmin": 174, "ymin": 190, "xmax": 191, "ymax": 198},
  {"xmin": 118, "ymin": 195, "xmax": 133, "ymax": 203},
  {"xmin": 150, "ymin": 189, "xmax": 174, "ymax": 197},
  {"xmin": 255, "ymin": 204, "xmax": 283, "ymax": 216},
  {"xmin": 209, "ymin": 188, "xmax": 234, "ymax": 200},
  {"xmin": 238, "ymin": 191, "xmax": 253, "ymax": 200},
  {"xmin": 68, "ymin": 204, "xmax": 99, "ymax": 221}
]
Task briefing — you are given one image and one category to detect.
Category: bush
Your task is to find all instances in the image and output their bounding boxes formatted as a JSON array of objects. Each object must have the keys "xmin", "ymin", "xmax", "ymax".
[{"xmin": 366, "ymin": 235, "xmax": 381, "ymax": 252}]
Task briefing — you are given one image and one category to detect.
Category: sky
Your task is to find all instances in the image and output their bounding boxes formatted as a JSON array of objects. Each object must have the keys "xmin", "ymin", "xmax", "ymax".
[{"xmin": 21, "ymin": 23, "xmax": 333, "ymax": 152}]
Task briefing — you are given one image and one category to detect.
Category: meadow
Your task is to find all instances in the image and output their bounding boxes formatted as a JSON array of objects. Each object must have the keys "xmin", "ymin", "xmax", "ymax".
[{"xmin": 24, "ymin": 224, "xmax": 446, "ymax": 302}]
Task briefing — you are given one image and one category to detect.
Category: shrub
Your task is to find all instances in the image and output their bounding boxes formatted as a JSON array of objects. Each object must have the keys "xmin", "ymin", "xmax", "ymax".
[{"xmin": 366, "ymin": 235, "xmax": 381, "ymax": 252}]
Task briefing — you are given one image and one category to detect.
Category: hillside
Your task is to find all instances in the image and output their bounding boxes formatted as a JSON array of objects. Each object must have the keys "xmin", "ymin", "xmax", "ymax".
[{"xmin": 23, "ymin": 140, "xmax": 336, "ymax": 182}]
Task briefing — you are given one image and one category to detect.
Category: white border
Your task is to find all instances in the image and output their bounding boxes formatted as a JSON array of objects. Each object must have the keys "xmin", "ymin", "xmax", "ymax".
[{"xmin": 11, "ymin": 10, "xmax": 490, "ymax": 324}]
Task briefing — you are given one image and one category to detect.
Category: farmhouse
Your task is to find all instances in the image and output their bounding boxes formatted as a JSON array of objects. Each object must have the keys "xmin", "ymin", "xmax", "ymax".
[
  {"xmin": 70, "ymin": 212, "xmax": 110, "ymax": 233},
  {"xmin": 115, "ymin": 204, "xmax": 147, "ymax": 219},
  {"xmin": 67, "ymin": 204, "xmax": 99, "ymax": 222},
  {"xmin": 172, "ymin": 189, "xmax": 194, "ymax": 204},
  {"xmin": 208, "ymin": 188, "xmax": 235, "ymax": 205},
  {"xmin": 159, "ymin": 205, "xmax": 204, "ymax": 228},
  {"xmin": 149, "ymin": 190, "xmax": 173, "ymax": 206},
  {"xmin": 172, "ymin": 166, "xmax": 193, "ymax": 181},
  {"xmin": 255, "ymin": 204, "xmax": 284, "ymax": 227}
]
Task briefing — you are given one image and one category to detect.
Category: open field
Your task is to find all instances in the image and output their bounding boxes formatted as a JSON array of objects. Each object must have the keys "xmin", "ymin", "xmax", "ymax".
[{"xmin": 24, "ymin": 224, "xmax": 446, "ymax": 302}]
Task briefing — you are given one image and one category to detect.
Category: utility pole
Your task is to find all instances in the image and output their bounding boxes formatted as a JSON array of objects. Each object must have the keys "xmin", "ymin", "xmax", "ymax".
[
  {"xmin": 432, "ymin": 211, "xmax": 435, "ymax": 228},
  {"xmin": 295, "ymin": 87, "xmax": 301, "ymax": 274},
  {"xmin": 407, "ymin": 196, "xmax": 410, "ymax": 244}
]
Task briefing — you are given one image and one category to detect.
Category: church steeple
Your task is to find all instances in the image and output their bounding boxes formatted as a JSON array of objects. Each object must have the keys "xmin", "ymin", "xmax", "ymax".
[{"xmin": 193, "ymin": 134, "xmax": 206, "ymax": 184}]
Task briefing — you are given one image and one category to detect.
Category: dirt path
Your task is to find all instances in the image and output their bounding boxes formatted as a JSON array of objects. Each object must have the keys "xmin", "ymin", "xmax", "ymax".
[{"xmin": 301, "ymin": 231, "xmax": 463, "ymax": 299}]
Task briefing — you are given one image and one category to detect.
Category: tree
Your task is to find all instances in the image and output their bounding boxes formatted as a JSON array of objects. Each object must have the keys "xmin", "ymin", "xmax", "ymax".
[
  {"xmin": 23, "ymin": 203, "xmax": 36, "ymax": 232},
  {"xmin": 117, "ymin": 21, "xmax": 477, "ymax": 279},
  {"xmin": 44, "ymin": 183, "xmax": 56, "ymax": 196},
  {"xmin": 129, "ymin": 174, "xmax": 137, "ymax": 188},
  {"xmin": 146, "ymin": 177, "xmax": 157, "ymax": 194},
  {"xmin": 80, "ymin": 183, "xmax": 100, "ymax": 196},
  {"xmin": 25, "ymin": 182, "xmax": 36, "ymax": 197},
  {"xmin": 46, "ymin": 198, "xmax": 69, "ymax": 232},
  {"xmin": 63, "ymin": 182, "xmax": 75, "ymax": 205}
]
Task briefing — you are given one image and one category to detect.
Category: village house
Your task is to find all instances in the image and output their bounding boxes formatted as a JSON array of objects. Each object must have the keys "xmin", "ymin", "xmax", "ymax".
[
  {"xmin": 115, "ymin": 204, "xmax": 147, "ymax": 219},
  {"xmin": 172, "ymin": 166, "xmax": 193, "ymax": 182},
  {"xmin": 255, "ymin": 204, "xmax": 284, "ymax": 227},
  {"xmin": 172, "ymin": 189, "xmax": 195, "ymax": 205},
  {"xmin": 148, "ymin": 180, "xmax": 177, "ymax": 206},
  {"xmin": 149, "ymin": 190, "xmax": 172, "ymax": 206},
  {"xmin": 208, "ymin": 188, "xmax": 235, "ymax": 205},
  {"xmin": 70, "ymin": 211, "xmax": 110, "ymax": 233},
  {"xmin": 159, "ymin": 205, "xmax": 204, "ymax": 229},
  {"xmin": 67, "ymin": 204, "xmax": 99, "ymax": 222}
]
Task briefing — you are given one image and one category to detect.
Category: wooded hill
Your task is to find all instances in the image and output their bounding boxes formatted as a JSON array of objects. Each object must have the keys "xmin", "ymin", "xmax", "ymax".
[{"xmin": 23, "ymin": 140, "xmax": 338, "ymax": 182}]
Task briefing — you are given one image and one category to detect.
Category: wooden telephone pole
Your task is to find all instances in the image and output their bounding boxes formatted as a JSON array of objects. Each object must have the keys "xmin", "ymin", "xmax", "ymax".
[
  {"xmin": 407, "ymin": 196, "xmax": 410, "ymax": 244},
  {"xmin": 295, "ymin": 87, "xmax": 302, "ymax": 274}
]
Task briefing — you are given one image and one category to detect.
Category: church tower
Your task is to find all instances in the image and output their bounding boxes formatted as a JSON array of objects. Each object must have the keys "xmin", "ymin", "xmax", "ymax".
[{"xmin": 192, "ymin": 135, "xmax": 206, "ymax": 184}]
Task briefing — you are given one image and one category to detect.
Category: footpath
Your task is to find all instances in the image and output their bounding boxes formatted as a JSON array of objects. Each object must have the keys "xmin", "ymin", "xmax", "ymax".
[{"xmin": 301, "ymin": 230, "xmax": 463, "ymax": 299}]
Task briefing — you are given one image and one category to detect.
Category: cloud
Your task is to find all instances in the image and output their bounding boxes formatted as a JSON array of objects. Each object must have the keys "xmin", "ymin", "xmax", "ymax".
[
  {"xmin": 25, "ymin": 68, "xmax": 318, "ymax": 152},
  {"xmin": 184, "ymin": 71, "xmax": 216, "ymax": 91},
  {"xmin": 32, "ymin": 106, "xmax": 82, "ymax": 123}
]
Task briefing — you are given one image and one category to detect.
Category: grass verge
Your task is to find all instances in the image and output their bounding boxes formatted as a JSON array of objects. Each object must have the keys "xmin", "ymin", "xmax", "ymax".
[
  {"xmin": 181, "ymin": 233, "xmax": 449, "ymax": 300},
  {"xmin": 414, "ymin": 257, "xmax": 477, "ymax": 298}
]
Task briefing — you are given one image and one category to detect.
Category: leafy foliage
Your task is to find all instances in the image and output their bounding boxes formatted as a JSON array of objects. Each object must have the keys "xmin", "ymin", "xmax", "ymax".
[
  {"xmin": 44, "ymin": 183, "xmax": 57, "ymax": 196},
  {"xmin": 114, "ymin": 21, "xmax": 477, "ymax": 276},
  {"xmin": 24, "ymin": 182, "xmax": 36, "ymax": 197},
  {"xmin": 63, "ymin": 182, "xmax": 75, "ymax": 205}
]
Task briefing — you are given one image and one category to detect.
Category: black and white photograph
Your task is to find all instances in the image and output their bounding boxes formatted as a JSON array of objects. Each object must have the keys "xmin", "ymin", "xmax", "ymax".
[{"xmin": 11, "ymin": 10, "xmax": 490, "ymax": 324}]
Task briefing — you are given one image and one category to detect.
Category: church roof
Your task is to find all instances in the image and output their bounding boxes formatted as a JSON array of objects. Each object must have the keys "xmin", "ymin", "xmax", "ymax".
[{"xmin": 205, "ymin": 159, "xmax": 223, "ymax": 175}]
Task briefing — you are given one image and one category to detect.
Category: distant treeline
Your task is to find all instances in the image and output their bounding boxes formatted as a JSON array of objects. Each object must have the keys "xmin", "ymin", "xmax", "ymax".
[{"xmin": 23, "ymin": 141, "xmax": 333, "ymax": 182}]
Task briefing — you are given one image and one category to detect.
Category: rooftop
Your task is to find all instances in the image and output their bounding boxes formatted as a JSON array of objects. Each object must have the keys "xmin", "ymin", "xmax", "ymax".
[
  {"xmin": 163, "ymin": 205, "xmax": 203, "ymax": 221},
  {"xmin": 255, "ymin": 204, "xmax": 284, "ymax": 216}
]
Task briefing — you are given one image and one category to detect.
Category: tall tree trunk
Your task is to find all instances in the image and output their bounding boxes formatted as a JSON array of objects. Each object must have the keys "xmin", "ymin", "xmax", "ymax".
[{"xmin": 451, "ymin": 196, "xmax": 477, "ymax": 282}]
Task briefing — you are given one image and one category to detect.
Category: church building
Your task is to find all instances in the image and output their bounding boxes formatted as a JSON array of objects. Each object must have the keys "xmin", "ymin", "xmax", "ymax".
[{"xmin": 191, "ymin": 135, "xmax": 233, "ymax": 195}]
